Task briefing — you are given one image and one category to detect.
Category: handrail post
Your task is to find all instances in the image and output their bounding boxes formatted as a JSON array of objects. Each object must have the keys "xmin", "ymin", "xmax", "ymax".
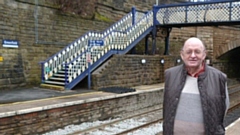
[
  {"xmin": 132, "ymin": 7, "xmax": 136, "ymax": 25},
  {"xmin": 40, "ymin": 62, "xmax": 44, "ymax": 82},
  {"xmin": 65, "ymin": 62, "xmax": 67, "ymax": 86},
  {"xmin": 87, "ymin": 40, "xmax": 92, "ymax": 90}
]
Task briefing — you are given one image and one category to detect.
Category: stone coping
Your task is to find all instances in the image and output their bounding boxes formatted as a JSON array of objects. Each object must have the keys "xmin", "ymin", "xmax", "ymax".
[{"xmin": 0, "ymin": 84, "xmax": 164, "ymax": 118}]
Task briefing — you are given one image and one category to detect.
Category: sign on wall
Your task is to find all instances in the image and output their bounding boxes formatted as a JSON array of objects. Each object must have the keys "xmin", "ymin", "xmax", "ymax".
[
  {"xmin": 0, "ymin": 56, "xmax": 3, "ymax": 62},
  {"xmin": 2, "ymin": 40, "xmax": 19, "ymax": 48},
  {"xmin": 88, "ymin": 40, "xmax": 104, "ymax": 47}
]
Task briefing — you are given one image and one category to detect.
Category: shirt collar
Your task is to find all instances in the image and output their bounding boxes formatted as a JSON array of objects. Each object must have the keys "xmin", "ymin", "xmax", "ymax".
[{"xmin": 187, "ymin": 62, "xmax": 205, "ymax": 78}]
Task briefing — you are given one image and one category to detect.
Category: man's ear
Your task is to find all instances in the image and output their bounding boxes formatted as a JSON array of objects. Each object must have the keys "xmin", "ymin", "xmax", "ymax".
[
  {"xmin": 203, "ymin": 50, "xmax": 207, "ymax": 59},
  {"xmin": 180, "ymin": 51, "xmax": 184, "ymax": 60}
]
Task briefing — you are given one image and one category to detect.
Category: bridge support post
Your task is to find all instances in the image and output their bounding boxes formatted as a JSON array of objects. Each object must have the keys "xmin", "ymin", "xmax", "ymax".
[
  {"xmin": 131, "ymin": 7, "xmax": 136, "ymax": 54},
  {"xmin": 145, "ymin": 35, "xmax": 149, "ymax": 54},
  {"xmin": 88, "ymin": 62, "xmax": 91, "ymax": 90},
  {"xmin": 152, "ymin": 5, "xmax": 158, "ymax": 55},
  {"xmin": 152, "ymin": 37, "xmax": 156, "ymax": 55},
  {"xmin": 164, "ymin": 28, "xmax": 172, "ymax": 55}
]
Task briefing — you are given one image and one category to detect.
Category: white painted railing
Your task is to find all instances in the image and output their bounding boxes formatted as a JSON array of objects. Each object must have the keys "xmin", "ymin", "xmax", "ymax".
[
  {"xmin": 65, "ymin": 11, "xmax": 153, "ymax": 85},
  {"xmin": 41, "ymin": 10, "xmax": 153, "ymax": 85}
]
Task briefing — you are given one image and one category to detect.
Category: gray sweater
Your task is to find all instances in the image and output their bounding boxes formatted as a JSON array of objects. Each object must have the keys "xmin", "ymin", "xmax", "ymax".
[{"xmin": 174, "ymin": 76, "xmax": 229, "ymax": 135}]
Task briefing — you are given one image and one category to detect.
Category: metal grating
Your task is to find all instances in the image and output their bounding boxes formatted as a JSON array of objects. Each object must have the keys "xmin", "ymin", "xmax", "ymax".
[
  {"xmin": 156, "ymin": 1, "xmax": 240, "ymax": 25},
  {"xmin": 231, "ymin": 2, "xmax": 240, "ymax": 21},
  {"xmin": 204, "ymin": 3, "xmax": 229, "ymax": 22}
]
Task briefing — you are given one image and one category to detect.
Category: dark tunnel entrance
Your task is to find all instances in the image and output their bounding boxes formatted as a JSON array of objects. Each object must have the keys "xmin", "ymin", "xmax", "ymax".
[{"xmin": 218, "ymin": 46, "xmax": 240, "ymax": 79}]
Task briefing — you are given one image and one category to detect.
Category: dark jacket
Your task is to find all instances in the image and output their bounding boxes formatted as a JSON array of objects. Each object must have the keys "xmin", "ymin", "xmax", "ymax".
[{"xmin": 163, "ymin": 64, "xmax": 227, "ymax": 135}]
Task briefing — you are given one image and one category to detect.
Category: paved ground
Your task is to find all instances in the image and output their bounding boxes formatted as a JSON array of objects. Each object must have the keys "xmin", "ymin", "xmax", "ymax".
[
  {"xmin": 0, "ymin": 83, "xmax": 164, "ymax": 104},
  {"xmin": 226, "ymin": 118, "xmax": 240, "ymax": 135},
  {"xmin": 0, "ymin": 87, "xmax": 95, "ymax": 104}
]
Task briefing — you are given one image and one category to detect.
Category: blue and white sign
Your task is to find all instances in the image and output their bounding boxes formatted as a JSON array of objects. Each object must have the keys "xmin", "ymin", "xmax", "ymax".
[
  {"xmin": 2, "ymin": 40, "xmax": 19, "ymax": 48},
  {"xmin": 88, "ymin": 40, "xmax": 104, "ymax": 46}
]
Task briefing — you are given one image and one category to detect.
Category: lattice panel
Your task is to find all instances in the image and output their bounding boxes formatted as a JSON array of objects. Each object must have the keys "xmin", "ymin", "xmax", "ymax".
[
  {"xmin": 156, "ymin": 1, "xmax": 240, "ymax": 25},
  {"xmin": 157, "ymin": 6, "xmax": 186, "ymax": 24},
  {"xmin": 156, "ymin": 9, "xmax": 165, "ymax": 24},
  {"xmin": 231, "ymin": 2, "xmax": 240, "ymax": 21},
  {"xmin": 187, "ymin": 5, "xmax": 206, "ymax": 23},
  {"xmin": 204, "ymin": 3, "xmax": 229, "ymax": 22}
]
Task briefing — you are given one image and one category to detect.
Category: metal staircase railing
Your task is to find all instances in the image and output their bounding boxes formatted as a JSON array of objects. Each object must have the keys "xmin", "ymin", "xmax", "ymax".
[
  {"xmin": 40, "ymin": 8, "xmax": 153, "ymax": 90},
  {"xmin": 40, "ymin": 0, "xmax": 240, "ymax": 90},
  {"xmin": 64, "ymin": 11, "xmax": 153, "ymax": 89}
]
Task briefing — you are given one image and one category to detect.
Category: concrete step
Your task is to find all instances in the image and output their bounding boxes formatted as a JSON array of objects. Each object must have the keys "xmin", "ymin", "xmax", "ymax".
[
  {"xmin": 49, "ymin": 77, "xmax": 65, "ymax": 81},
  {"xmin": 44, "ymin": 80, "xmax": 65, "ymax": 86},
  {"xmin": 53, "ymin": 74, "xmax": 65, "ymax": 77},
  {"xmin": 40, "ymin": 83, "xmax": 65, "ymax": 91}
]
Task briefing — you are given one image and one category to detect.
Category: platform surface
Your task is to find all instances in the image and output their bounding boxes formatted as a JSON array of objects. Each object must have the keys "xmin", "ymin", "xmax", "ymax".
[
  {"xmin": 226, "ymin": 117, "xmax": 240, "ymax": 135},
  {"xmin": 0, "ymin": 84, "xmax": 164, "ymax": 118}
]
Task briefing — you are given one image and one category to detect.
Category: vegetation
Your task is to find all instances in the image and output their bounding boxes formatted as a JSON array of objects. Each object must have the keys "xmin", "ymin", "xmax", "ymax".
[{"xmin": 50, "ymin": 0, "xmax": 97, "ymax": 19}]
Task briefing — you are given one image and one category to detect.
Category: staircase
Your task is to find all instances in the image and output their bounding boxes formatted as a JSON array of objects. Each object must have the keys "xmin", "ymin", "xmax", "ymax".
[
  {"xmin": 40, "ymin": 0, "xmax": 240, "ymax": 90},
  {"xmin": 40, "ymin": 8, "xmax": 154, "ymax": 90}
]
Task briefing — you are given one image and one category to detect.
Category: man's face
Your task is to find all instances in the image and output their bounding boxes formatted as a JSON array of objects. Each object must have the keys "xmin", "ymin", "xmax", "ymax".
[{"xmin": 180, "ymin": 39, "xmax": 206, "ymax": 69}]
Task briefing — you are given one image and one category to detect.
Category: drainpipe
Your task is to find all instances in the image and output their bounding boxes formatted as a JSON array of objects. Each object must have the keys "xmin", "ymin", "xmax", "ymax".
[
  {"xmin": 34, "ymin": 0, "xmax": 38, "ymax": 44},
  {"xmin": 33, "ymin": 0, "xmax": 66, "ymax": 45}
]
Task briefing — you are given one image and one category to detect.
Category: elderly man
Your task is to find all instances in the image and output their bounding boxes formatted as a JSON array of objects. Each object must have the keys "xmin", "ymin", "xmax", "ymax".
[{"xmin": 163, "ymin": 37, "xmax": 229, "ymax": 135}]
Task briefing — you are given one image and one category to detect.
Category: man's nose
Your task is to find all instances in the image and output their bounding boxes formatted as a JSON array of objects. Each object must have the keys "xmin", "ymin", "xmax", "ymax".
[{"xmin": 190, "ymin": 52, "xmax": 196, "ymax": 57}]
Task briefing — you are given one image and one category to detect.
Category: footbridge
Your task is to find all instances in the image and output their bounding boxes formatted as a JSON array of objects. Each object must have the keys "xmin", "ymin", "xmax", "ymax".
[{"xmin": 40, "ymin": 0, "xmax": 240, "ymax": 90}]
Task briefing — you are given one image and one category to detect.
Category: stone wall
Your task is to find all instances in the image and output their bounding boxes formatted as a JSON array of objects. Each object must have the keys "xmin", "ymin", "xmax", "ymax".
[
  {"xmin": 0, "ymin": 89, "xmax": 163, "ymax": 134},
  {"xmin": 91, "ymin": 54, "xmax": 181, "ymax": 90},
  {"xmin": 0, "ymin": 0, "xmax": 115, "ymax": 90},
  {"xmin": 92, "ymin": 55, "xmax": 163, "ymax": 90},
  {"xmin": 0, "ymin": 0, "xmax": 158, "ymax": 90},
  {"xmin": 1, "ymin": 0, "xmax": 240, "ymax": 90}
]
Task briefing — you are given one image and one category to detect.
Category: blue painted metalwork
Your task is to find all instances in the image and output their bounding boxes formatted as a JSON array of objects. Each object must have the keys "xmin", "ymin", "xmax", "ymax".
[
  {"xmin": 164, "ymin": 28, "xmax": 172, "ymax": 55},
  {"xmin": 40, "ymin": 0, "xmax": 240, "ymax": 90},
  {"xmin": 65, "ymin": 26, "xmax": 152, "ymax": 90},
  {"xmin": 145, "ymin": 35, "xmax": 149, "ymax": 54},
  {"xmin": 154, "ymin": 0, "xmax": 240, "ymax": 27},
  {"xmin": 132, "ymin": 7, "xmax": 136, "ymax": 25}
]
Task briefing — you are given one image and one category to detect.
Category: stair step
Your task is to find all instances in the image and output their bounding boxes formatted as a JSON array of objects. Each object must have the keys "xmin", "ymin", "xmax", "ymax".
[
  {"xmin": 54, "ymin": 74, "xmax": 65, "ymax": 77},
  {"xmin": 58, "ymin": 71, "xmax": 66, "ymax": 74},
  {"xmin": 40, "ymin": 84, "xmax": 65, "ymax": 91},
  {"xmin": 49, "ymin": 77, "xmax": 65, "ymax": 81},
  {"xmin": 45, "ymin": 80, "xmax": 65, "ymax": 85}
]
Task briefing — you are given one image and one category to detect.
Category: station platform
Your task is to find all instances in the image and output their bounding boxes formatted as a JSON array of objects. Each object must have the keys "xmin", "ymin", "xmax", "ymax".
[
  {"xmin": 0, "ymin": 83, "xmax": 239, "ymax": 135},
  {"xmin": 226, "ymin": 117, "xmax": 240, "ymax": 135},
  {"xmin": 0, "ymin": 84, "xmax": 164, "ymax": 118}
]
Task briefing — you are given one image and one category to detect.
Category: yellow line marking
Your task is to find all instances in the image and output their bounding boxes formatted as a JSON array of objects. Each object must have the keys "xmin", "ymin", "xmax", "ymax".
[{"xmin": 0, "ymin": 91, "xmax": 103, "ymax": 107}]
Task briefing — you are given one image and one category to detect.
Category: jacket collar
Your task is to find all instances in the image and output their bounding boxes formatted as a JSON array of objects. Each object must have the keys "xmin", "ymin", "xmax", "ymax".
[{"xmin": 182, "ymin": 63, "xmax": 208, "ymax": 79}]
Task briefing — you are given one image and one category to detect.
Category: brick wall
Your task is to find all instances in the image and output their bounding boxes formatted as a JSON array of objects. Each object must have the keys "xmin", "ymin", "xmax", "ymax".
[
  {"xmin": 0, "ymin": 0, "xmax": 113, "ymax": 90},
  {"xmin": 0, "ymin": 90, "xmax": 163, "ymax": 134},
  {"xmin": 91, "ymin": 55, "xmax": 181, "ymax": 90},
  {"xmin": 1, "ymin": 0, "xmax": 240, "ymax": 90},
  {"xmin": 92, "ymin": 55, "xmax": 163, "ymax": 90}
]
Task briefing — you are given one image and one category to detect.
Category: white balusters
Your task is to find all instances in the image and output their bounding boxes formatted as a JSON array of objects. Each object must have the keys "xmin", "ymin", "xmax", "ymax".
[{"xmin": 42, "ymin": 10, "xmax": 153, "ymax": 86}]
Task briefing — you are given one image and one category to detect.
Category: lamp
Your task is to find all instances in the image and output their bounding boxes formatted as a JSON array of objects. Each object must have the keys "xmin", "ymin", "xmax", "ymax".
[
  {"xmin": 160, "ymin": 59, "xmax": 164, "ymax": 64},
  {"xmin": 206, "ymin": 59, "xmax": 210, "ymax": 65},
  {"xmin": 176, "ymin": 59, "xmax": 181, "ymax": 63},
  {"xmin": 141, "ymin": 59, "xmax": 146, "ymax": 64}
]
